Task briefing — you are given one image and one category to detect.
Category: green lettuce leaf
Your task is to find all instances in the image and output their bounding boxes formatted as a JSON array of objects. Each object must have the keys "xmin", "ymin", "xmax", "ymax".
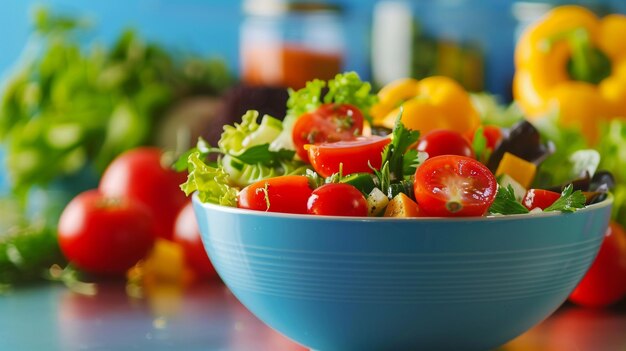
[
  {"xmin": 180, "ymin": 151, "xmax": 238, "ymax": 206},
  {"xmin": 218, "ymin": 110, "xmax": 260, "ymax": 154},
  {"xmin": 323, "ymin": 72, "xmax": 378, "ymax": 123},
  {"xmin": 286, "ymin": 79, "xmax": 326, "ymax": 120}
]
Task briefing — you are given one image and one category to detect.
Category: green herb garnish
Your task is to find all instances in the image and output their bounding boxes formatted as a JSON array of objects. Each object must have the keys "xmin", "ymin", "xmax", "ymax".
[
  {"xmin": 488, "ymin": 185, "xmax": 530, "ymax": 215},
  {"xmin": 380, "ymin": 110, "xmax": 421, "ymax": 180},
  {"xmin": 544, "ymin": 184, "xmax": 586, "ymax": 213}
]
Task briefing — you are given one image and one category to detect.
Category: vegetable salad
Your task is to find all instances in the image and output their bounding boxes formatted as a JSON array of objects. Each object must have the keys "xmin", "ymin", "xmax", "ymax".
[{"xmin": 180, "ymin": 72, "xmax": 608, "ymax": 218}]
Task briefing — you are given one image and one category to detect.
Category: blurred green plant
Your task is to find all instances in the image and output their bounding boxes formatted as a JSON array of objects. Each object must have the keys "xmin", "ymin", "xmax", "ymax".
[{"xmin": 0, "ymin": 7, "xmax": 233, "ymax": 201}]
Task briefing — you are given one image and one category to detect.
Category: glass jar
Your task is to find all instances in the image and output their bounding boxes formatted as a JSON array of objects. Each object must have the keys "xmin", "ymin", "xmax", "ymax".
[{"xmin": 240, "ymin": 0, "xmax": 344, "ymax": 89}]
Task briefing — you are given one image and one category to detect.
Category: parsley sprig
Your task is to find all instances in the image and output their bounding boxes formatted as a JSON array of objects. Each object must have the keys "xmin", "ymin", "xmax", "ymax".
[
  {"xmin": 489, "ymin": 183, "xmax": 586, "ymax": 215},
  {"xmin": 379, "ymin": 111, "xmax": 421, "ymax": 181},
  {"xmin": 544, "ymin": 184, "xmax": 586, "ymax": 212},
  {"xmin": 488, "ymin": 185, "xmax": 530, "ymax": 215}
]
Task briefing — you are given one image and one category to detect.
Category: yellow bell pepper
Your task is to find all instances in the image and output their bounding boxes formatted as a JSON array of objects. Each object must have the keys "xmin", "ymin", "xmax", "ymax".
[
  {"xmin": 371, "ymin": 76, "xmax": 480, "ymax": 135},
  {"xmin": 514, "ymin": 5, "xmax": 626, "ymax": 144},
  {"xmin": 495, "ymin": 152, "xmax": 537, "ymax": 189},
  {"xmin": 384, "ymin": 193, "xmax": 421, "ymax": 217}
]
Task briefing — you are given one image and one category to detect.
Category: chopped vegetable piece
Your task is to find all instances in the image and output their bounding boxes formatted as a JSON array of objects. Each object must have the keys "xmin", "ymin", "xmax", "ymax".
[
  {"xmin": 237, "ymin": 175, "xmax": 312, "ymax": 214},
  {"xmin": 307, "ymin": 136, "xmax": 390, "ymax": 178},
  {"xmin": 384, "ymin": 193, "xmax": 421, "ymax": 217},
  {"xmin": 414, "ymin": 155, "xmax": 497, "ymax": 217},
  {"xmin": 367, "ymin": 188, "xmax": 389, "ymax": 217},
  {"xmin": 495, "ymin": 152, "xmax": 537, "ymax": 189},
  {"xmin": 340, "ymin": 173, "xmax": 378, "ymax": 196},
  {"xmin": 497, "ymin": 174, "xmax": 527, "ymax": 201},
  {"xmin": 486, "ymin": 121, "xmax": 554, "ymax": 172},
  {"xmin": 522, "ymin": 189, "xmax": 561, "ymax": 211}
]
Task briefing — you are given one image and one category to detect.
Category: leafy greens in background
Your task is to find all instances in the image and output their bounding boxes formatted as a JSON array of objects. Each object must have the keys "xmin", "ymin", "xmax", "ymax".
[{"xmin": 0, "ymin": 8, "xmax": 233, "ymax": 200}]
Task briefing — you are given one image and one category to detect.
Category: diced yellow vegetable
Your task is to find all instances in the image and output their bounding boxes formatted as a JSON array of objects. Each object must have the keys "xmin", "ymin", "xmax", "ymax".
[
  {"xmin": 384, "ymin": 193, "xmax": 421, "ymax": 217},
  {"xmin": 495, "ymin": 152, "xmax": 537, "ymax": 189}
]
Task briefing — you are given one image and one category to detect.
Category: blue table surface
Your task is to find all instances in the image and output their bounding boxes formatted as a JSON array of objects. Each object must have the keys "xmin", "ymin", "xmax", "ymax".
[{"xmin": 1, "ymin": 282, "xmax": 625, "ymax": 351}]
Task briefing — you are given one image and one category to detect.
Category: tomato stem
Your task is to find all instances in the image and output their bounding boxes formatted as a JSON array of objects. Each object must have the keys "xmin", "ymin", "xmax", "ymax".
[{"xmin": 446, "ymin": 201, "xmax": 463, "ymax": 213}]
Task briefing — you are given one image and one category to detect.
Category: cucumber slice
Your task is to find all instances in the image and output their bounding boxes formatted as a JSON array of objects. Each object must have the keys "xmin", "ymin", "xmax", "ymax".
[
  {"xmin": 340, "ymin": 173, "xmax": 379, "ymax": 195},
  {"xmin": 498, "ymin": 174, "xmax": 527, "ymax": 201},
  {"xmin": 367, "ymin": 187, "xmax": 389, "ymax": 217}
]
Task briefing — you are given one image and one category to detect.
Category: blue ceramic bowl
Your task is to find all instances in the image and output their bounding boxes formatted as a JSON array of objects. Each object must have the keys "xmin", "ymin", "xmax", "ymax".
[{"xmin": 193, "ymin": 194, "xmax": 612, "ymax": 351}]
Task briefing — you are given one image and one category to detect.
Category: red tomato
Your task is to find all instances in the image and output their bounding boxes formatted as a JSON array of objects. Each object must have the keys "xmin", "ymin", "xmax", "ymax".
[
  {"xmin": 522, "ymin": 189, "xmax": 561, "ymax": 210},
  {"xmin": 569, "ymin": 221, "xmax": 626, "ymax": 308},
  {"xmin": 414, "ymin": 155, "xmax": 497, "ymax": 217},
  {"xmin": 417, "ymin": 130, "xmax": 474, "ymax": 158},
  {"xmin": 307, "ymin": 183, "xmax": 368, "ymax": 217},
  {"xmin": 466, "ymin": 125, "xmax": 503, "ymax": 150},
  {"xmin": 292, "ymin": 103, "xmax": 364, "ymax": 162},
  {"xmin": 58, "ymin": 190, "xmax": 156, "ymax": 276},
  {"xmin": 99, "ymin": 147, "xmax": 188, "ymax": 241},
  {"xmin": 238, "ymin": 176, "xmax": 312, "ymax": 214},
  {"xmin": 307, "ymin": 136, "xmax": 391, "ymax": 178},
  {"xmin": 173, "ymin": 202, "xmax": 218, "ymax": 279}
]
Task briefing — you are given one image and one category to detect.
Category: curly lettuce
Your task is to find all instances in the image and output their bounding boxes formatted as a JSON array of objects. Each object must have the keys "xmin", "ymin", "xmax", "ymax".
[
  {"xmin": 180, "ymin": 151, "xmax": 237, "ymax": 206},
  {"xmin": 218, "ymin": 110, "xmax": 261, "ymax": 154}
]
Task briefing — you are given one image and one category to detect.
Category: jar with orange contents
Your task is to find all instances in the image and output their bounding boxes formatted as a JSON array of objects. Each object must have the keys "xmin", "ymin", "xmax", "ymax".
[{"xmin": 240, "ymin": 0, "xmax": 344, "ymax": 90}]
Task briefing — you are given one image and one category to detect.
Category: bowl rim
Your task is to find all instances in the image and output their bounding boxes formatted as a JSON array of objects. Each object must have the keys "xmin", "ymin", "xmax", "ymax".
[{"xmin": 192, "ymin": 192, "xmax": 613, "ymax": 223}]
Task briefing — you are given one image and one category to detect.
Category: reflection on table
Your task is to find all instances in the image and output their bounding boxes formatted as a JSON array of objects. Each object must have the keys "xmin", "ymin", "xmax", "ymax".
[{"xmin": 1, "ymin": 282, "xmax": 625, "ymax": 351}]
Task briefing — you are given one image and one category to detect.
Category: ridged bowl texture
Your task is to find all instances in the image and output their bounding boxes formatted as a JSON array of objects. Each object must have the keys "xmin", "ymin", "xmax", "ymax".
[{"xmin": 193, "ymin": 194, "xmax": 612, "ymax": 351}]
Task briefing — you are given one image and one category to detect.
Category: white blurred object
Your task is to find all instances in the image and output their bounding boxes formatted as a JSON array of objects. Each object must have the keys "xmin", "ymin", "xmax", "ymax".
[{"xmin": 372, "ymin": 1, "xmax": 413, "ymax": 86}]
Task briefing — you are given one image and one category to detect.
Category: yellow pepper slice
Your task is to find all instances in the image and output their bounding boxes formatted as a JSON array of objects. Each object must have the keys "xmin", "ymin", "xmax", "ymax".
[
  {"xmin": 514, "ymin": 5, "xmax": 626, "ymax": 144},
  {"xmin": 384, "ymin": 193, "xmax": 421, "ymax": 217},
  {"xmin": 495, "ymin": 152, "xmax": 537, "ymax": 189},
  {"xmin": 372, "ymin": 76, "xmax": 480, "ymax": 135}
]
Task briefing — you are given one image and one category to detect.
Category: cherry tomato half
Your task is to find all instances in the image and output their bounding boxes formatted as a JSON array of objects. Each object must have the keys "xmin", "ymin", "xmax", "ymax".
[
  {"xmin": 307, "ymin": 136, "xmax": 391, "ymax": 178},
  {"xmin": 292, "ymin": 103, "xmax": 364, "ymax": 162},
  {"xmin": 238, "ymin": 175, "xmax": 313, "ymax": 214},
  {"xmin": 569, "ymin": 221, "xmax": 626, "ymax": 308},
  {"xmin": 466, "ymin": 125, "xmax": 503, "ymax": 150},
  {"xmin": 173, "ymin": 202, "xmax": 218, "ymax": 279},
  {"xmin": 414, "ymin": 155, "xmax": 497, "ymax": 217},
  {"xmin": 99, "ymin": 147, "xmax": 188, "ymax": 240},
  {"xmin": 417, "ymin": 129, "xmax": 474, "ymax": 158},
  {"xmin": 522, "ymin": 189, "xmax": 561, "ymax": 210},
  {"xmin": 307, "ymin": 183, "xmax": 368, "ymax": 217},
  {"xmin": 58, "ymin": 190, "xmax": 156, "ymax": 276}
]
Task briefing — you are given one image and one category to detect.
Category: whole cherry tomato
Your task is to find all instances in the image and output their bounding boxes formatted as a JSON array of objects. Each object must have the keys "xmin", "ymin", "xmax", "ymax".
[
  {"xmin": 522, "ymin": 189, "xmax": 561, "ymax": 210},
  {"xmin": 307, "ymin": 136, "xmax": 391, "ymax": 178},
  {"xmin": 292, "ymin": 103, "xmax": 364, "ymax": 162},
  {"xmin": 99, "ymin": 147, "xmax": 188, "ymax": 240},
  {"xmin": 569, "ymin": 221, "xmax": 626, "ymax": 308},
  {"xmin": 417, "ymin": 130, "xmax": 474, "ymax": 158},
  {"xmin": 173, "ymin": 202, "xmax": 218, "ymax": 279},
  {"xmin": 466, "ymin": 125, "xmax": 503, "ymax": 150},
  {"xmin": 414, "ymin": 155, "xmax": 497, "ymax": 217},
  {"xmin": 58, "ymin": 190, "xmax": 156, "ymax": 276},
  {"xmin": 307, "ymin": 183, "xmax": 368, "ymax": 217},
  {"xmin": 238, "ymin": 175, "xmax": 312, "ymax": 214}
]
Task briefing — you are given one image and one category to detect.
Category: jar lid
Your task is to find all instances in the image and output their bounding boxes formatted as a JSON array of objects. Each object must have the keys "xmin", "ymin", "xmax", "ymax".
[{"xmin": 243, "ymin": 0, "xmax": 342, "ymax": 16}]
